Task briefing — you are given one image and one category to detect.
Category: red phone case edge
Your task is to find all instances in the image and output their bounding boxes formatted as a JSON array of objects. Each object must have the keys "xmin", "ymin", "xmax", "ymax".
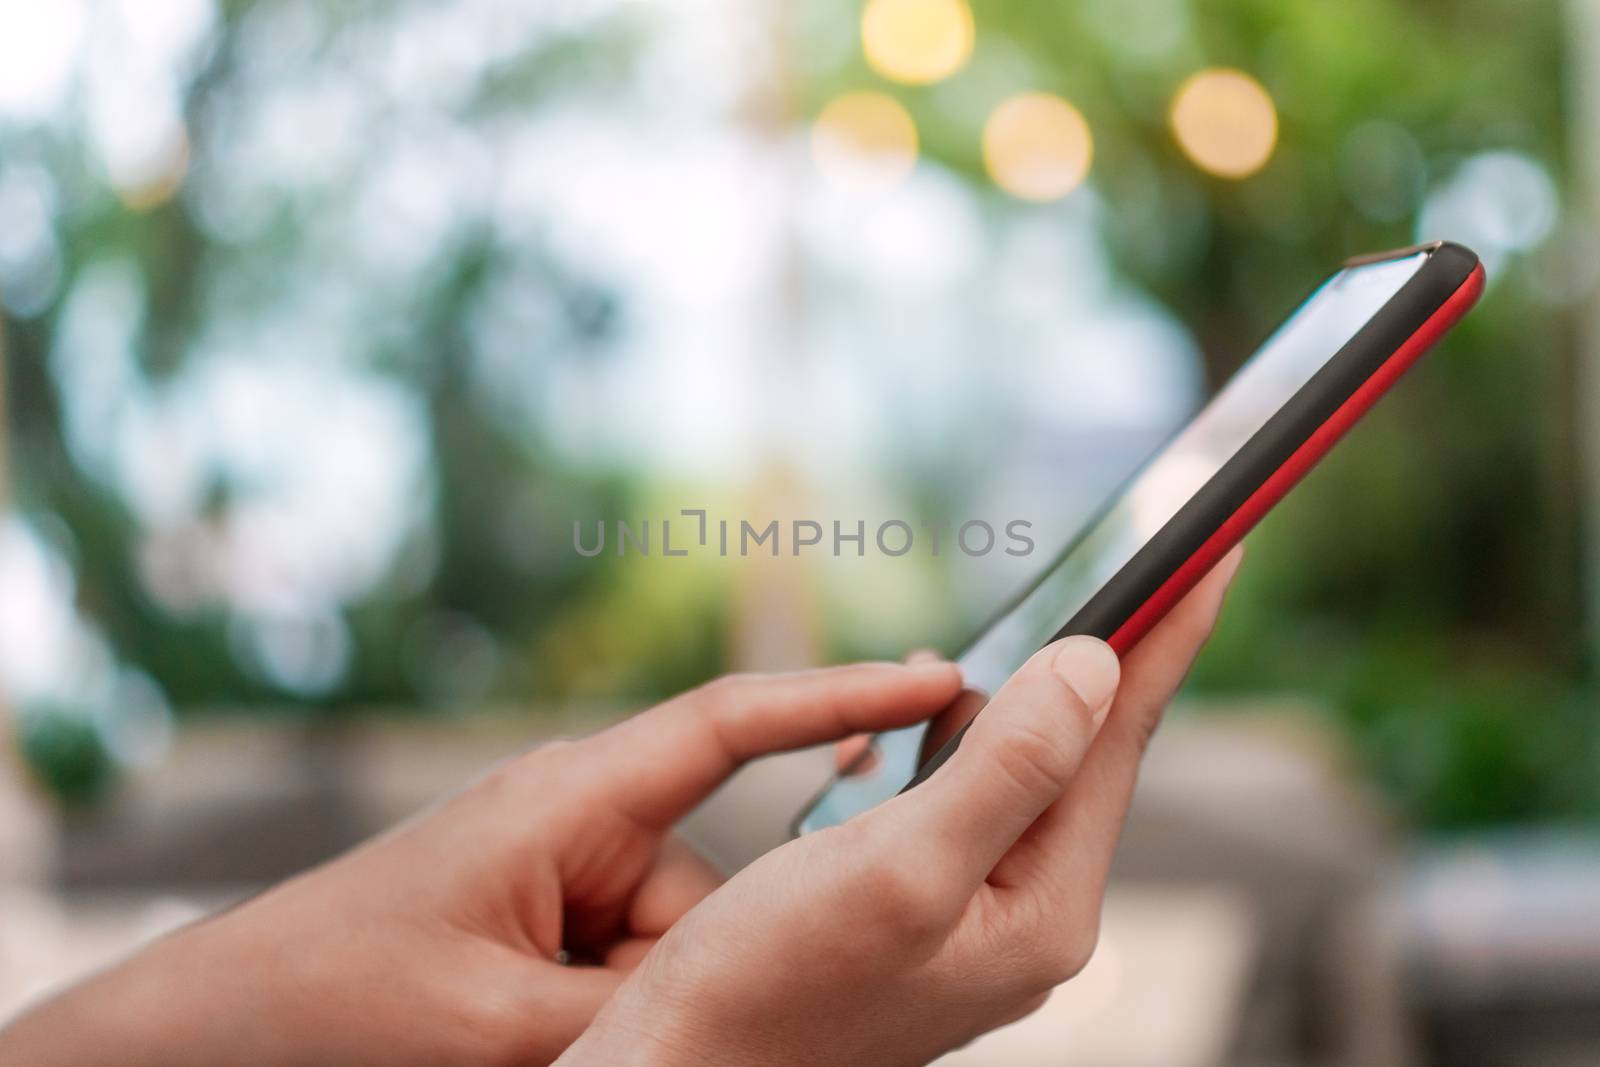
[{"xmin": 1105, "ymin": 262, "xmax": 1488, "ymax": 656}]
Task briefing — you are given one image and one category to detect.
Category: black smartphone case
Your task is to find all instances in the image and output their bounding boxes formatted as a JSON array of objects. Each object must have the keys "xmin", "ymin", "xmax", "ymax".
[{"xmin": 802, "ymin": 241, "xmax": 1484, "ymax": 815}]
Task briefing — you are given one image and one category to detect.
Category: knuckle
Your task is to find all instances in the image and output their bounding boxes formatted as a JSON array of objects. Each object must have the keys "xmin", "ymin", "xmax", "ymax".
[
  {"xmin": 988, "ymin": 723, "xmax": 1076, "ymax": 801},
  {"xmin": 1058, "ymin": 920, "xmax": 1102, "ymax": 979},
  {"xmin": 862, "ymin": 861, "xmax": 941, "ymax": 926},
  {"xmin": 1027, "ymin": 917, "xmax": 1101, "ymax": 989},
  {"xmin": 441, "ymin": 983, "xmax": 544, "ymax": 1067},
  {"xmin": 474, "ymin": 1016, "xmax": 529, "ymax": 1067},
  {"xmin": 1132, "ymin": 709, "xmax": 1165, "ymax": 754},
  {"xmin": 468, "ymin": 762, "xmax": 520, "ymax": 808},
  {"xmin": 516, "ymin": 737, "xmax": 580, "ymax": 778},
  {"xmin": 999, "ymin": 892, "xmax": 1102, "ymax": 992},
  {"xmin": 851, "ymin": 833, "xmax": 950, "ymax": 936},
  {"xmin": 689, "ymin": 672, "xmax": 759, "ymax": 713},
  {"xmin": 1007, "ymin": 991, "xmax": 1051, "ymax": 1026},
  {"xmin": 1109, "ymin": 702, "xmax": 1167, "ymax": 758},
  {"xmin": 481, "ymin": 739, "xmax": 578, "ymax": 800}
]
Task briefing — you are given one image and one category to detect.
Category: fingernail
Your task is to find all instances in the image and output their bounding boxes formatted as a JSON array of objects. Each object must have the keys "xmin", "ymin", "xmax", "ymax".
[{"xmin": 1051, "ymin": 637, "xmax": 1120, "ymax": 726}]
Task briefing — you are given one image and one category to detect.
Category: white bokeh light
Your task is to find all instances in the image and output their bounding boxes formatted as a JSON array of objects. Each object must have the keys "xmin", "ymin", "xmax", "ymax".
[
  {"xmin": 0, "ymin": 163, "xmax": 64, "ymax": 316},
  {"xmin": 50, "ymin": 259, "xmax": 435, "ymax": 629},
  {"xmin": 0, "ymin": 520, "xmax": 86, "ymax": 705},
  {"xmin": 80, "ymin": 0, "xmax": 214, "ymax": 202},
  {"xmin": 1418, "ymin": 151, "xmax": 1559, "ymax": 276},
  {"xmin": 0, "ymin": 1, "xmax": 87, "ymax": 120}
]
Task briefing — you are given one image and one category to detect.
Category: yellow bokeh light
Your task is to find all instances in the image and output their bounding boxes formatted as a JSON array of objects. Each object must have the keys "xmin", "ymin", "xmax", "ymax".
[
  {"xmin": 1169, "ymin": 68, "xmax": 1278, "ymax": 179},
  {"xmin": 861, "ymin": 0, "xmax": 974, "ymax": 86},
  {"xmin": 811, "ymin": 91, "xmax": 919, "ymax": 193},
  {"xmin": 982, "ymin": 92, "xmax": 1093, "ymax": 202},
  {"xmin": 116, "ymin": 133, "xmax": 190, "ymax": 213}
]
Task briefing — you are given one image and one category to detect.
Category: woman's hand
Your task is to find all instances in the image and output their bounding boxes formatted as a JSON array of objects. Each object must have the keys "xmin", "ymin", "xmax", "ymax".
[
  {"xmin": 0, "ymin": 660, "xmax": 965, "ymax": 1066},
  {"xmin": 3, "ymin": 548, "xmax": 1237, "ymax": 1067},
  {"xmin": 559, "ymin": 548, "xmax": 1242, "ymax": 1067}
]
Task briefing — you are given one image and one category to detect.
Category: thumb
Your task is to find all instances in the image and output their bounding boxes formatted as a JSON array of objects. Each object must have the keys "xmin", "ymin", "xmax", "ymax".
[{"xmin": 888, "ymin": 636, "xmax": 1120, "ymax": 889}]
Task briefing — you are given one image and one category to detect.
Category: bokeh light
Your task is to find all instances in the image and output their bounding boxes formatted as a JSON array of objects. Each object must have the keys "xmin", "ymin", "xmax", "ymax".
[
  {"xmin": 113, "ymin": 127, "xmax": 190, "ymax": 212},
  {"xmin": 860, "ymin": 0, "xmax": 975, "ymax": 86},
  {"xmin": 811, "ymin": 90, "xmax": 919, "ymax": 193},
  {"xmin": 1417, "ymin": 150, "xmax": 1558, "ymax": 277},
  {"xmin": 1169, "ymin": 68, "xmax": 1278, "ymax": 179},
  {"xmin": 0, "ymin": 2, "xmax": 85, "ymax": 120},
  {"xmin": 982, "ymin": 92, "xmax": 1093, "ymax": 202}
]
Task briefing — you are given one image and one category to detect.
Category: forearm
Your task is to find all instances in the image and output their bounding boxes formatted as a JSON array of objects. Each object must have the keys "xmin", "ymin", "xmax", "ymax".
[
  {"xmin": 1, "ymin": 877, "xmax": 552, "ymax": 1067},
  {"xmin": 0, "ymin": 917, "xmax": 293, "ymax": 1067}
]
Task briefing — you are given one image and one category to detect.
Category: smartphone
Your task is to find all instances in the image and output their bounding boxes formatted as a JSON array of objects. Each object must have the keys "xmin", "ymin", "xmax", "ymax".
[{"xmin": 794, "ymin": 240, "xmax": 1485, "ymax": 836}]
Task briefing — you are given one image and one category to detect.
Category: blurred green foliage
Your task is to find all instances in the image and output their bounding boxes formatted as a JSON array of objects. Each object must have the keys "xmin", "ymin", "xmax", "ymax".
[
  {"xmin": 2, "ymin": 0, "xmax": 660, "ymax": 718},
  {"xmin": 17, "ymin": 706, "xmax": 116, "ymax": 809}
]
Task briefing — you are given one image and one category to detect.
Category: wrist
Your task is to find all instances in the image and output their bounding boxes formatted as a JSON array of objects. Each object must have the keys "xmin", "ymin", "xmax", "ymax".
[
  {"xmin": 558, "ymin": 973, "xmax": 754, "ymax": 1067},
  {"xmin": 1, "ymin": 904, "xmax": 316, "ymax": 1067}
]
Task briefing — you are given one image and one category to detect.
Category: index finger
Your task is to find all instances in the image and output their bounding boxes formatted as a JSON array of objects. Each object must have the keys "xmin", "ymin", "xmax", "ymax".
[{"xmin": 596, "ymin": 661, "xmax": 963, "ymax": 828}]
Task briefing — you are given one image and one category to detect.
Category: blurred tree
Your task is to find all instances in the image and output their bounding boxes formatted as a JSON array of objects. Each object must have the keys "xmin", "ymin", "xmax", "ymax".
[{"xmin": 0, "ymin": 0, "xmax": 700, "ymax": 741}]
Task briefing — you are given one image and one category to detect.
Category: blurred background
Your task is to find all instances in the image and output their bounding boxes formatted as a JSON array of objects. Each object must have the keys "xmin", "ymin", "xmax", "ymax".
[{"xmin": 0, "ymin": 0, "xmax": 1597, "ymax": 1064}]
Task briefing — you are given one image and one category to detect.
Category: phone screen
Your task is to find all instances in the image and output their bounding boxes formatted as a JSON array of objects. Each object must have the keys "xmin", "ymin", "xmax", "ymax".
[{"xmin": 796, "ymin": 250, "xmax": 1432, "ymax": 835}]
